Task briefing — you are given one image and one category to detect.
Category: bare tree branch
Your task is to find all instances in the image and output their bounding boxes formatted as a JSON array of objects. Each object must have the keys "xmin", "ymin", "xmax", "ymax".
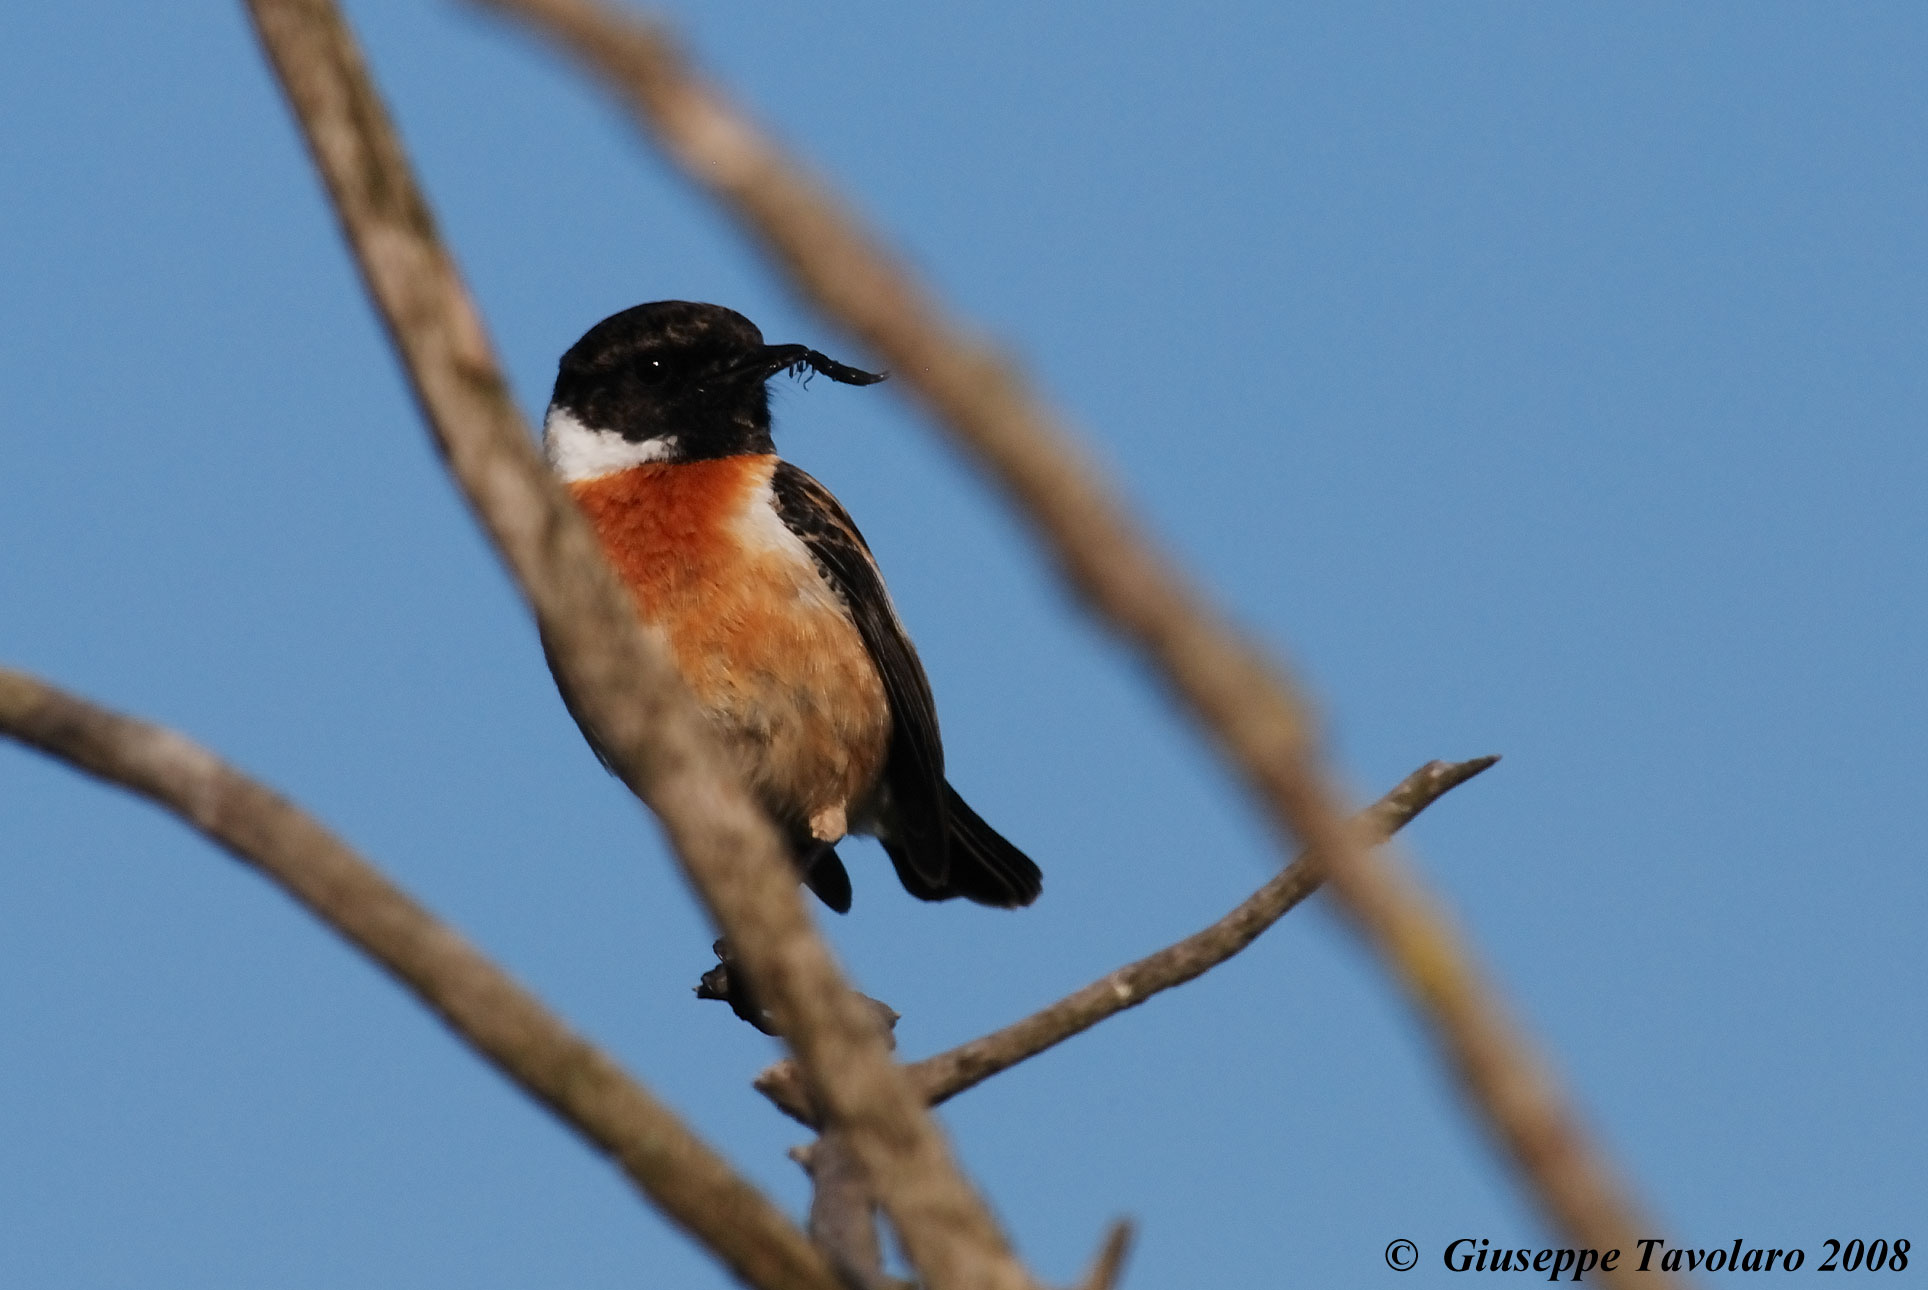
[
  {"xmin": 757, "ymin": 756, "xmax": 1497, "ymax": 1126},
  {"xmin": 238, "ymin": 2, "xmax": 1041, "ymax": 1287},
  {"xmin": 0, "ymin": 665, "xmax": 838, "ymax": 1290},
  {"xmin": 468, "ymin": 2, "xmax": 1675, "ymax": 1280},
  {"xmin": 910, "ymin": 756, "xmax": 1499, "ymax": 1108}
]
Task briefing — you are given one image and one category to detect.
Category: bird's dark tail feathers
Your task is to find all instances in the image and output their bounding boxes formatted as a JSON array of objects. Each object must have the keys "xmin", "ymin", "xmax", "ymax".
[
  {"xmin": 801, "ymin": 844, "xmax": 854, "ymax": 914},
  {"xmin": 884, "ymin": 783, "xmax": 1042, "ymax": 908}
]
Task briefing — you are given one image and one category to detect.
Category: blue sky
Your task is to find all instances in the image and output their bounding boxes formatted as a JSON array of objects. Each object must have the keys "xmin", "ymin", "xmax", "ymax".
[{"xmin": 2, "ymin": 3, "xmax": 1922, "ymax": 1286}]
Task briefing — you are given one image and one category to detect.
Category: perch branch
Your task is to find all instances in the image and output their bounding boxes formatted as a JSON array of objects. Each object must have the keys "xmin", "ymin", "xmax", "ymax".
[
  {"xmin": 0, "ymin": 666, "xmax": 837, "ymax": 1290},
  {"xmin": 240, "ymin": 2, "xmax": 1038, "ymax": 1287},
  {"xmin": 757, "ymin": 756, "xmax": 1496, "ymax": 1125},
  {"xmin": 469, "ymin": 2, "xmax": 1673, "ymax": 1281},
  {"xmin": 912, "ymin": 756, "xmax": 1497, "ymax": 1107}
]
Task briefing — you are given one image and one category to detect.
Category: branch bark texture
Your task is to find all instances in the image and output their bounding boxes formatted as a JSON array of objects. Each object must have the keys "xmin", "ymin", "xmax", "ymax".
[
  {"xmin": 0, "ymin": 666, "xmax": 836, "ymax": 1290},
  {"xmin": 239, "ymin": 3, "xmax": 1037, "ymax": 1287},
  {"xmin": 472, "ymin": 2, "xmax": 1674, "ymax": 1281}
]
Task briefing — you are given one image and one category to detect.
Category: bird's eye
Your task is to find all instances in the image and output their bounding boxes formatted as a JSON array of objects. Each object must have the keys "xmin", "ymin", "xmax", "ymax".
[{"xmin": 636, "ymin": 357, "xmax": 667, "ymax": 385}]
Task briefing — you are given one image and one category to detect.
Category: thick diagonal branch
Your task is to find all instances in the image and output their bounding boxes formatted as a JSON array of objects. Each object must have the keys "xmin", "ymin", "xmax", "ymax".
[
  {"xmin": 0, "ymin": 666, "xmax": 837, "ymax": 1290},
  {"xmin": 470, "ymin": 2, "xmax": 1675, "ymax": 1281},
  {"xmin": 239, "ymin": 3, "xmax": 1037, "ymax": 1288}
]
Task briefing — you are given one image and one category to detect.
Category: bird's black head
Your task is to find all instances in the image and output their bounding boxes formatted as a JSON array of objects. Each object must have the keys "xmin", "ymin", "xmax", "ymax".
[{"xmin": 543, "ymin": 300, "xmax": 884, "ymax": 479}]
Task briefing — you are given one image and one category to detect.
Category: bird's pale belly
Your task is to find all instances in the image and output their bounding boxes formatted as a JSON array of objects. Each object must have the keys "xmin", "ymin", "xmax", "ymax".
[{"xmin": 569, "ymin": 454, "xmax": 891, "ymax": 841}]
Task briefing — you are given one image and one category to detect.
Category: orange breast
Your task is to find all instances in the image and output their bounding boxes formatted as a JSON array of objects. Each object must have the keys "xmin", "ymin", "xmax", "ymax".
[{"xmin": 569, "ymin": 455, "xmax": 891, "ymax": 836}]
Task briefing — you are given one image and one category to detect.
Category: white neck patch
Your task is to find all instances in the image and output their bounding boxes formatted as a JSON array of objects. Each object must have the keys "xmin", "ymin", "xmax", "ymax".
[{"xmin": 543, "ymin": 405, "xmax": 678, "ymax": 481}]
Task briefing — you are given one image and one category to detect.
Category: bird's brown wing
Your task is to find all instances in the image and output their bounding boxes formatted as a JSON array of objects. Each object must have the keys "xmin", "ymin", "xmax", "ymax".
[{"xmin": 768, "ymin": 460, "xmax": 951, "ymax": 889}]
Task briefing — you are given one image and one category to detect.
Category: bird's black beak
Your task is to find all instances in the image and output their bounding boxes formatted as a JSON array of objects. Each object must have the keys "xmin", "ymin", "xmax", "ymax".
[{"xmin": 727, "ymin": 343, "xmax": 887, "ymax": 387}]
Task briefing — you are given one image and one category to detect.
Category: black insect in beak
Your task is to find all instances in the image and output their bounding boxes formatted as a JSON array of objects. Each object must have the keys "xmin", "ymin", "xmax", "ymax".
[{"xmin": 734, "ymin": 343, "xmax": 887, "ymax": 388}]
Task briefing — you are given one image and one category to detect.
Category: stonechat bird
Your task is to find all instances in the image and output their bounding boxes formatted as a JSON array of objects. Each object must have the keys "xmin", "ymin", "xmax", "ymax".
[{"xmin": 541, "ymin": 300, "xmax": 1042, "ymax": 914}]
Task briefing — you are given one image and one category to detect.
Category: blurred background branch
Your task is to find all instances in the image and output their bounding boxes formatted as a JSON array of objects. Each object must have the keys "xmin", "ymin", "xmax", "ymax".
[{"xmin": 0, "ymin": 665, "xmax": 840, "ymax": 1290}]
